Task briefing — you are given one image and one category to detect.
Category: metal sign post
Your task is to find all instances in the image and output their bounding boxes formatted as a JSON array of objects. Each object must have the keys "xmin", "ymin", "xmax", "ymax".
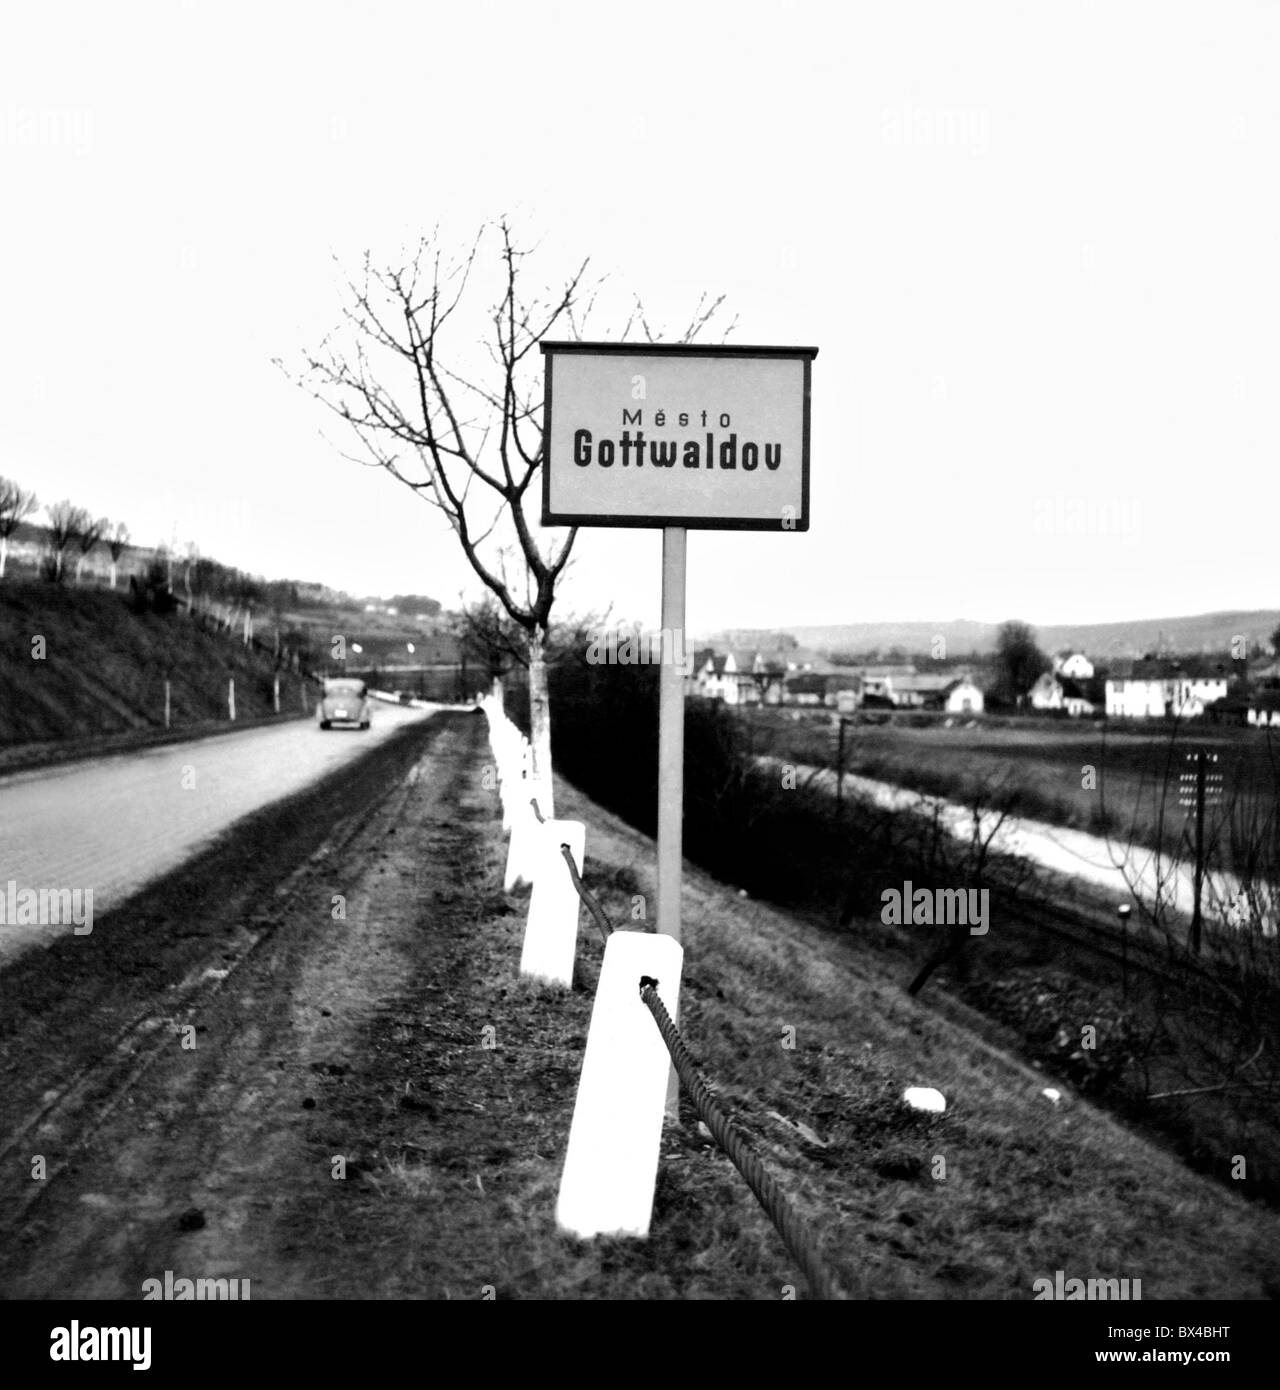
[
  {"xmin": 540, "ymin": 340, "xmax": 818, "ymax": 1125},
  {"xmin": 658, "ymin": 526, "xmax": 686, "ymax": 1114},
  {"xmin": 657, "ymin": 527, "xmax": 687, "ymax": 948}
]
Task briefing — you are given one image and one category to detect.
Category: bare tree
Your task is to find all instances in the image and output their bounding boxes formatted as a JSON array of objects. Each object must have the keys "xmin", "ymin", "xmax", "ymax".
[
  {"xmin": 1095, "ymin": 715, "xmax": 1280, "ymax": 1109},
  {"xmin": 44, "ymin": 500, "xmax": 89, "ymax": 584},
  {"xmin": 288, "ymin": 218, "xmax": 732, "ymax": 814},
  {"xmin": 0, "ymin": 477, "xmax": 39, "ymax": 579},
  {"xmin": 105, "ymin": 521, "xmax": 130, "ymax": 589},
  {"xmin": 454, "ymin": 593, "xmax": 531, "ymax": 700},
  {"xmin": 72, "ymin": 514, "xmax": 109, "ymax": 584},
  {"xmin": 904, "ymin": 777, "xmax": 1034, "ymax": 996}
]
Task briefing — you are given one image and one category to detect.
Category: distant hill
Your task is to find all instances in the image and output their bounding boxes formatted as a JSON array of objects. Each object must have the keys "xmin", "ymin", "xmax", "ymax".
[{"xmin": 708, "ymin": 611, "xmax": 1280, "ymax": 661}]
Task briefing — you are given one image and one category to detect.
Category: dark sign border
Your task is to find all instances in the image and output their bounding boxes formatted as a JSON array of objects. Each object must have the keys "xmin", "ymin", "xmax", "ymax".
[{"xmin": 539, "ymin": 341, "xmax": 817, "ymax": 531}]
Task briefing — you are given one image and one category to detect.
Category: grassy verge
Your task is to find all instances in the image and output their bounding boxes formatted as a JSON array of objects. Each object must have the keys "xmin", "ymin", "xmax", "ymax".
[
  {"xmin": 438, "ymin": 770, "xmax": 1280, "ymax": 1298},
  {"xmin": 538, "ymin": 670, "xmax": 1280, "ymax": 1217}
]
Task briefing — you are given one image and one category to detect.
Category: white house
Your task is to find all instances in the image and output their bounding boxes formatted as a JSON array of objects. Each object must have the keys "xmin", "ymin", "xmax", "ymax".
[
  {"xmin": 694, "ymin": 654, "xmax": 732, "ymax": 702},
  {"xmin": 1105, "ymin": 661, "xmax": 1229, "ymax": 719},
  {"xmin": 1106, "ymin": 679, "xmax": 1164, "ymax": 719},
  {"xmin": 1032, "ymin": 672, "xmax": 1097, "ymax": 716},
  {"xmin": 944, "ymin": 677, "xmax": 984, "ymax": 714},
  {"xmin": 693, "ymin": 649, "xmax": 771, "ymax": 705},
  {"xmin": 704, "ymin": 653, "xmax": 752, "ymax": 704},
  {"xmin": 1053, "ymin": 652, "xmax": 1095, "ymax": 680},
  {"xmin": 1029, "ymin": 673, "xmax": 1063, "ymax": 711},
  {"xmin": 688, "ymin": 648, "xmax": 717, "ymax": 698}
]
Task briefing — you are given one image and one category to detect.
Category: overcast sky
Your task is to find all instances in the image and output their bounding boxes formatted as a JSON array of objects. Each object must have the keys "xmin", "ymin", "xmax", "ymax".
[{"xmin": 2, "ymin": 1, "xmax": 1276, "ymax": 636}]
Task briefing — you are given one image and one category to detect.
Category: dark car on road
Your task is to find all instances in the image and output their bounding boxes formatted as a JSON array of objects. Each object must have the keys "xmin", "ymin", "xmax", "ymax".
[{"xmin": 318, "ymin": 677, "xmax": 371, "ymax": 730}]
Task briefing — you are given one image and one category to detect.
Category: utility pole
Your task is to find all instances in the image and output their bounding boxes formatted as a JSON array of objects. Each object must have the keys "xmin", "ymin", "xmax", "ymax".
[
  {"xmin": 835, "ymin": 716, "xmax": 849, "ymax": 812},
  {"xmin": 1180, "ymin": 750, "xmax": 1223, "ymax": 954},
  {"xmin": 1191, "ymin": 751, "xmax": 1206, "ymax": 954},
  {"xmin": 1117, "ymin": 902, "xmax": 1131, "ymax": 1001}
]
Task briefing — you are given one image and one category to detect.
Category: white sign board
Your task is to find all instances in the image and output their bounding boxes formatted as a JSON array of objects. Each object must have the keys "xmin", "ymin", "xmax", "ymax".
[{"xmin": 540, "ymin": 343, "xmax": 816, "ymax": 530}]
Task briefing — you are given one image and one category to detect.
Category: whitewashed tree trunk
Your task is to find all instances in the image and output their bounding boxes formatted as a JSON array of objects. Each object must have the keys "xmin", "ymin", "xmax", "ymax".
[
  {"xmin": 0, "ymin": 537, "xmax": 7, "ymax": 579},
  {"xmin": 528, "ymin": 624, "xmax": 554, "ymax": 818}
]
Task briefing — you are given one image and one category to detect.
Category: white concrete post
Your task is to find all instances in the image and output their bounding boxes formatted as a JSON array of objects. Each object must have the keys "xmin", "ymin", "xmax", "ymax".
[
  {"xmin": 483, "ymin": 699, "xmax": 521, "ymax": 832},
  {"xmin": 498, "ymin": 745, "xmax": 520, "ymax": 831},
  {"xmin": 520, "ymin": 819, "xmax": 585, "ymax": 987},
  {"xmin": 556, "ymin": 931, "xmax": 684, "ymax": 1238},
  {"xmin": 503, "ymin": 776, "xmax": 550, "ymax": 892},
  {"xmin": 228, "ymin": 677, "xmax": 236, "ymax": 721}
]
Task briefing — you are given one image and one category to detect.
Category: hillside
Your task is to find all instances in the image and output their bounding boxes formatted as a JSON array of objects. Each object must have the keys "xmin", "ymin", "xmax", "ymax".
[{"xmin": 0, "ymin": 582, "xmax": 314, "ymax": 751}]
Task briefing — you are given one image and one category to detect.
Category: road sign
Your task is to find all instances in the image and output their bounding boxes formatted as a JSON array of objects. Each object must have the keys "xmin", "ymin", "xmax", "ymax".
[
  {"xmin": 540, "ymin": 342, "xmax": 817, "ymax": 530},
  {"xmin": 539, "ymin": 336, "xmax": 818, "ymax": 1122}
]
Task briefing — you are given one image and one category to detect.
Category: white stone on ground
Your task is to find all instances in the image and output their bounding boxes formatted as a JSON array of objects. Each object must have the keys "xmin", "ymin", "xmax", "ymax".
[{"xmin": 902, "ymin": 1086, "xmax": 946, "ymax": 1113}]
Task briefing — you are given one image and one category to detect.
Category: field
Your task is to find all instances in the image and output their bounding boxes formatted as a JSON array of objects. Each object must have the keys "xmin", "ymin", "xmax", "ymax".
[{"xmin": 735, "ymin": 706, "xmax": 1280, "ymax": 867}]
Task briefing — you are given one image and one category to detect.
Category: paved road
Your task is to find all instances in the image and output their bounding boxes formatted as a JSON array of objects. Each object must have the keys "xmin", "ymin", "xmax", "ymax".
[{"xmin": 0, "ymin": 701, "xmax": 452, "ymax": 966}]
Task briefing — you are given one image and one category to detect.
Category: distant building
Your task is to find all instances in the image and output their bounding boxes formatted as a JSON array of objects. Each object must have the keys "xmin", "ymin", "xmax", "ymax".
[
  {"xmin": 1105, "ymin": 659, "xmax": 1229, "ymax": 719},
  {"xmin": 1029, "ymin": 672, "xmax": 1063, "ymax": 711},
  {"xmin": 1060, "ymin": 676, "xmax": 1099, "ymax": 717},
  {"xmin": 697, "ymin": 654, "xmax": 732, "ymax": 702},
  {"xmin": 688, "ymin": 648, "xmax": 719, "ymax": 698},
  {"xmin": 891, "ymin": 674, "xmax": 954, "ymax": 708},
  {"xmin": 694, "ymin": 651, "xmax": 760, "ymax": 705},
  {"xmin": 843, "ymin": 664, "xmax": 917, "ymax": 704},
  {"xmin": 729, "ymin": 649, "xmax": 767, "ymax": 704},
  {"xmin": 945, "ymin": 677, "xmax": 984, "ymax": 714},
  {"xmin": 693, "ymin": 648, "xmax": 973, "ymax": 711},
  {"xmin": 1029, "ymin": 671, "xmax": 1098, "ymax": 716},
  {"xmin": 1052, "ymin": 651, "xmax": 1095, "ymax": 680},
  {"xmin": 1247, "ymin": 694, "xmax": 1280, "ymax": 728}
]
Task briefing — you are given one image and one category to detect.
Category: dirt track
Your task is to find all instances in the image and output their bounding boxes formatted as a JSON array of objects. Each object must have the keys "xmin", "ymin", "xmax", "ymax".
[{"xmin": 0, "ymin": 708, "xmax": 519, "ymax": 1298}]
